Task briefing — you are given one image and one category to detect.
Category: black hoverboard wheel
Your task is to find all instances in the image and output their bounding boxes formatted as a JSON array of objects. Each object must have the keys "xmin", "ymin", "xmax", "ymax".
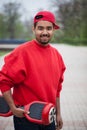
[{"xmin": 49, "ymin": 107, "xmax": 56, "ymax": 123}]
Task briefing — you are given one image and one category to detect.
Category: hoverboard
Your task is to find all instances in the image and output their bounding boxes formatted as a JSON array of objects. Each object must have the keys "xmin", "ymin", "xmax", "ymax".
[
  {"xmin": 0, "ymin": 94, "xmax": 12, "ymax": 117},
  {"xmin": 0, "ymin": 94, "xmax": 56, "ymax": 125}
]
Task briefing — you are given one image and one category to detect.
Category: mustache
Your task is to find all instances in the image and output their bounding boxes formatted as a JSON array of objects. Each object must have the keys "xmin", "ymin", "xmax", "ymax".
[{"xmin": 40, "ymin": 34, "xmax": 50, "ymax": 37}]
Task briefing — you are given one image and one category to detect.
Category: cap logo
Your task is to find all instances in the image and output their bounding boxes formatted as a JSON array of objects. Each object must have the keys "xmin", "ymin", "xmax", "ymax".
[{"xmin": 35, "ymin": 15, "xmax": 43, "ymax": 19}]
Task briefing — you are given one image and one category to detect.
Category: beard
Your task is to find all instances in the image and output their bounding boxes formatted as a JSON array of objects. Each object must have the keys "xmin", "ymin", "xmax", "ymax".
[{"xmin": 36, "ymin": 34, "xmax": 51, "ymax": 45}]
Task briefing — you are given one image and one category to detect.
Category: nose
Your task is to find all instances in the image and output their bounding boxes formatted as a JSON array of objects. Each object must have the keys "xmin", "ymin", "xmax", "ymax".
[{"xmin": 42, "ymin": 29, "xmax": 48, "ymax": 34}]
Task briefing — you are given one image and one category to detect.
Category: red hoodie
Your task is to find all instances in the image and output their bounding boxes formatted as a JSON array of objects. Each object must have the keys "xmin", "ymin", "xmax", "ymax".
[{"xmin": 0, "ymin": 40, "xmax": 66, "ymax": 106}]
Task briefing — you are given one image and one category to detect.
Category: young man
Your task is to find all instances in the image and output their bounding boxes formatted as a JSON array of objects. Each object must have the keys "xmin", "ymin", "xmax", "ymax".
[{"xmin": 0, "ymin": 11, "xmax": 66, "ymax": 130}]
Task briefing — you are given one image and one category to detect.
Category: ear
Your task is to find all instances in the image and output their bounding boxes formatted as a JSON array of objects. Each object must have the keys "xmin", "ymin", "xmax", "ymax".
[{"xmin": 32, "ymin": 26, "xmax": 35, "ymax": 34}]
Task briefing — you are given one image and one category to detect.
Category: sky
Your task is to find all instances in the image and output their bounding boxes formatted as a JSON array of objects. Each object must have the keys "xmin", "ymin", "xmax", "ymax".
[{"xmin": 0, "ymin": 0, "xmax": 52, "ymax": 21}]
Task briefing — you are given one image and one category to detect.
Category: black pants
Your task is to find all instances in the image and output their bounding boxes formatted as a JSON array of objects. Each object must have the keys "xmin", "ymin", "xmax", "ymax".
[{"xmin": 13, "ymin": 116, "xmax": 55, "ymax": 130}]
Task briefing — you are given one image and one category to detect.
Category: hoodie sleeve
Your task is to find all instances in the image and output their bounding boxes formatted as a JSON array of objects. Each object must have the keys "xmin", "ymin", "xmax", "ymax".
[
  {"xmin": 56, "ymin": 55, "xmax": 66, "ymax": 97},
  {"xmin": 0, "ymin": 50, "xmax": 27, "ymax": 93}
]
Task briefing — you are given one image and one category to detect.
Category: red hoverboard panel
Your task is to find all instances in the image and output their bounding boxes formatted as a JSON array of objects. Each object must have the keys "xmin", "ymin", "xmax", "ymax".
[
  {"xmin": 0, "ymin": 94, "xmax": 12, "ymax": 117},
  {"xmin": 24, "ymin": 101, "xmax": 56, "ymax": 125}
]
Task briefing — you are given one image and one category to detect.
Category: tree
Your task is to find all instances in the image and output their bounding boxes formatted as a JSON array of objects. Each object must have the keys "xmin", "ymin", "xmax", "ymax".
[
  {"xmin": 3, "ymin": 2, "xmax": 21, "ymax": 39},
  {"xmin": 0, "ymin": 13, "xmax": 7, "ymax": 38},
  {"xmin": 51, "ymin": 0, "xmax": 87, "ymax": 44},
  {"xmin": 80, "ymin": 0, "xmax": 87, "ymax": 40}
]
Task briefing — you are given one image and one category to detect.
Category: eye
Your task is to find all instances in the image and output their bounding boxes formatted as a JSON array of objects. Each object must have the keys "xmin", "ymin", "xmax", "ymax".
[
  {"xmin": 38, "ymin": 26, "xmax": 44, "ymax": 30},
  {"xmin": 47, "ymin": 26, "xmax": 53, "ymax": 30}
]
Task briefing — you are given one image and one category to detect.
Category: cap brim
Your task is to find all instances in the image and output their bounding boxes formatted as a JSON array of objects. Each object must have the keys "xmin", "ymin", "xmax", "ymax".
[{"xmin": 54, "ymin": 24, "xmax": 60, "ymax": 30}]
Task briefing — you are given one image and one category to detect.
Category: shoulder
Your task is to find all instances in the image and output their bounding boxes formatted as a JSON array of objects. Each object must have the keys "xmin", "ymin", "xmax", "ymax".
[
  {"xmin": 50, "ymin": 44, "xmax": 62, "ymax": 58},
  {"xmin": 4, "ymin": 40, "xmax": 34, "ymax": 61},
  {"xmin": 14, "ymin": 40, "xmax": 34, "ymax": 52},
  {"xmin": 9, "ymin": 40, "xmax": 34, "ymax": 55},
  {"xmin": 50, "ymin": 44, "xmax": 65, "ymax": 67}
]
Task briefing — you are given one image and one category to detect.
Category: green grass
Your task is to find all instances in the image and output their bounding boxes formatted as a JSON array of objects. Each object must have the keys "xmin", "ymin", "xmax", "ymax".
[{"xmin": 0, "ymin": 50, "xmax": 10, "ymax": 56}]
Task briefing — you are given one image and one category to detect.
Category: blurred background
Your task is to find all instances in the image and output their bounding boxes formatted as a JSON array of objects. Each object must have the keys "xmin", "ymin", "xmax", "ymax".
[
  {"xmin": 0, "ymin": 1, "xmax": 87, "ymax": 130},
  {"xmin": 0, "ymin": 0, "xmax": 87, "ymax": 45}
]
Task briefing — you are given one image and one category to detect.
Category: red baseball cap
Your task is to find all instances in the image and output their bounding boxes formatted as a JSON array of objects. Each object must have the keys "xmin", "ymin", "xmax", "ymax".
[{"xmin": 34, "ymin": 11, "xmax": 60, "ymax": 30}]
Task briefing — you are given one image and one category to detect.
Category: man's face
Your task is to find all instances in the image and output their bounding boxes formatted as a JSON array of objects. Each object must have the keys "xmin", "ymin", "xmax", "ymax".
[{"xmin": 33, "ymin": 21, "xmax": 54, "ymax": 45}]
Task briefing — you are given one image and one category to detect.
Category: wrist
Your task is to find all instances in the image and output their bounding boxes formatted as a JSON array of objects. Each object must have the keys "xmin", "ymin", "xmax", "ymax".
[{"xmin": 10, "ymin": 104, "xmax": 16, "ymax": 111}]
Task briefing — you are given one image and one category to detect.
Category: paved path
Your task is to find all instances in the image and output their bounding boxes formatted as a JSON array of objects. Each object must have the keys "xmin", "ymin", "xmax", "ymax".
[{"xmin": 0, "ymin": 44, "xmax": 87, "ymax": 130}]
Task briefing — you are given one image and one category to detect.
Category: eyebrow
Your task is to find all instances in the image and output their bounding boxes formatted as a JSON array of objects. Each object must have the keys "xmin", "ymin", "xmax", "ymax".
[{"xmin": 37, "ymin": 26, "xmax": 53, "ymax": 28}]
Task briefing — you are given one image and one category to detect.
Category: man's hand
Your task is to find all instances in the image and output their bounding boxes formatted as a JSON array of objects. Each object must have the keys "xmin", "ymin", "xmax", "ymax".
[
  {"xmin": 11, "ymin": 106, "xmax": 29, "ymax": 118},
  {"xmin": 56, "ymin": 115, "xmax": 63, "ymax": 130},
  {"xmin": 56, "ymin": 97, "xmax": 63, "ymax": 129}
]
